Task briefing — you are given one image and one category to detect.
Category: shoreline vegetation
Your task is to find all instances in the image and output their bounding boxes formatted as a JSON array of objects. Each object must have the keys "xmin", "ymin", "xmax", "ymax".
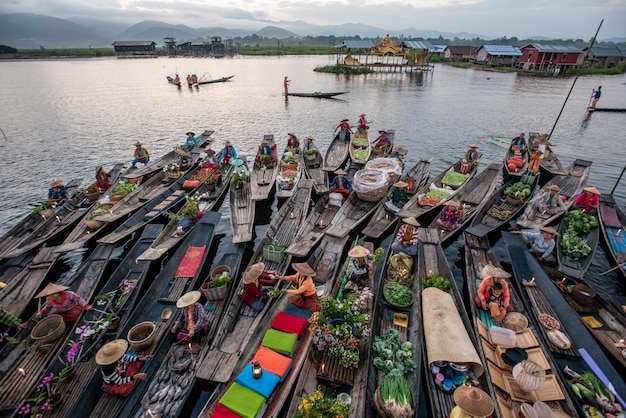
[{"xmin": 1, "ymin": 46, "xmax": 624, "ymax": 76}]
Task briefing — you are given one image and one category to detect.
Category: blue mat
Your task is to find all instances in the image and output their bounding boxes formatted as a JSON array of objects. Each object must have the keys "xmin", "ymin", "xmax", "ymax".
[{"xmin": 283, "ymin": 304, "xmax": 312, "ymax": 319}]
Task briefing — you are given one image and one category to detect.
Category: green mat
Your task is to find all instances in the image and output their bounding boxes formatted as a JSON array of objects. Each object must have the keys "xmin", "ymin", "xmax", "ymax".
[{"xmin": 219, "ymin": 382, "xmax": 266, "ymax": 418}]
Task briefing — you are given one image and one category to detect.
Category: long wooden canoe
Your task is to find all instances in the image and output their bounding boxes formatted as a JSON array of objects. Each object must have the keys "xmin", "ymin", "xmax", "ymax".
[
  {"xmin": 15, "ymin": 225, "xmax": 163, "ymax": 418},
  {"xmin": 426, "ymin": 163, "xmax": 501, "ymax": 245},
  {"xmin": 275, "ymin": 147, "xmax": 303, "ymax": 199},
  {"xmin": 465, "ymin": 177, "xmax": 539, "ymax": 238},
  {"xmin": 362, "ymin": 155, "xmax": 433, "ymax": 239},
  {"xmin": 303, "ymin": 144, "xmax": 329, "ymax": 195},
  {"xmin": 198, "ymin": 75, "xmax": 234, "ymax": 85},
  {"xmin": 464, "ymin": 233, "xmax": 578, "ymax": 417},
  {"xmin": 285, "ymin": 194, "xmax": 339, "ymax": 257},
  {"xmin": 598, "ymin": 194, "xmax": 626, "ymax": 280},
  {"xmin": 417, "ymin": 228, "xmax": 491, "ymax": 418},
  {"xmin": 516, "ymin": 159, "xmax": 592, "ymax": 230},
  {"xmin": 503, "ymin": 141, "xmax": 529, "ymax": 179},
  {"xmin": 230, "ymin": 163, "xmax": 255, "ymax": 243},
  {"xmin": 135, "ymin": 162, "xmax": 232, "ymax": 261},
  {"xmin": 250, "ymin": 134, "xmax": 279, "ymax": 201},
  {"xmin": 397, "ymin": 159, "xmax": 478, "ymax": 221},
  {"xmin": 556, "ymin": 212, "xmax": 600, "ymax": 279},
  {"xmin": 324, "ymin": 191, "xmax": 382, "ymax": 238},
  {"xmin": 287, "ymin": 91, "xmax": 347, "ymax": 98},
  {"xmin": 323, "ymin": 130, "xmax": 350, "ymax": 172},
  {"xmin": 67, "ymin": 211, "xmax": 221, "ymax": 418},
  {"xmin": 528, "ymin": 132, "xmax": 565, "ymax": 177}
]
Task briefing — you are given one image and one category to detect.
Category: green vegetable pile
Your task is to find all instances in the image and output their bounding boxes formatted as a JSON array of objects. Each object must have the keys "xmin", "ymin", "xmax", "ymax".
[
  {"xmin": 372, "ymin": 329, "xmax": 416, "ymax": 376},
  {"xmin": 560, "ymin": 230, "xmax": 591, "ymax": 260},
  {"xmin": 423, "ymin": 275, "xmax": 450, "ymax": 292},
  {"xmin": 353, "ymin": 137, "xmax": 369, "ymax": 147},
  {"xmin": 442, "ymin": 171, "xmax": 469, "ymax": 187},
  {"xmin": 564, "ymin": 209, "xmax": 598, "ymax": 234},
  {"xmin": 384, "ymin": 283, "xmax": 413, "ymax": 306},
  {"xmin": 504, "ymin": 182, "xmax": 531, "ymax": 198},
  {"xmin": 352, "ymin": 149, "xmax": 369, "ymax": 161},
  {"xmin": 92, "ymin": 204, "xmax": 114, "ymax": 216},
  {"xmin": 282, "ymin": 156, "xmax": 299, "ymax": 164},
  {"xmin": 379, "ymin": 374, "xmax": 414, "ymax": 417},
  {"xmin": 112, "ymin": 180, "xmax": 136, "ymax": 195},
  {"xmin": 570, "ymin": 369, "xmax": 620, "ymax": 416},
  {"xmin": 425, "ymin": 189, "xmax": 452, "ymax": 200}
]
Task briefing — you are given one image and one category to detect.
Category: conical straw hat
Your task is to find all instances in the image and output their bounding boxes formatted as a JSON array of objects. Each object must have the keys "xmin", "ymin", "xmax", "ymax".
[
  {"xmin": 35, "ymin": 283, "xmax": 69, "ymax": 298},
  {"xmin": 176, "ymin": 290, "xmax": 201, "ymax": 308},
  {"xmin": 96, "ymin": 339, "xmax": 129, "ymax": 365},
  {"xmin": 293, "ymin": 262, "xmax": 316, "ymax": 277}
]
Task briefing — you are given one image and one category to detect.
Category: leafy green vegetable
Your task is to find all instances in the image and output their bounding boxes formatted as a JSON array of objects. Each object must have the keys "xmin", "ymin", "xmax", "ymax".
[
  {"xmin": 352, "ymin": 149, "xmax": 369, "ymax": 161},
  {"xmin": 423, "ymin": 275, "xmax": 450, "ymax": 291},
  {"xmin": 442, "ymin": 171, "xmax": 469, "ymax": 187},
  {"xmin": 504, "ymin": 182, "xmax": 532, "ymax": 198},
  {"xmin": 560, "ymin": 229, "xmax": 591, "ymax": 260},
  {"xmin": 564, "ymin": 210, "xmax": 598, "ymax": 234},
  {"xmin": 384, "ymin": 283, "xmax": 413, "ymax": 306},
  {"xmin": 112, "ymin": 180, "xmax": 136, "ymax": 195},
  {"xmin": 426, "ymin": 189, "xmax": 452, "ymax": 200},
  {"xmin": 380, "ymin": 374, "xmax": 414, "ymax": 408}
]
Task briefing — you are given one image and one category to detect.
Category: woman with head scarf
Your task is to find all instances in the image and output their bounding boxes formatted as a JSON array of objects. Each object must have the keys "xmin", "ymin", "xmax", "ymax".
[{"xmin": 171, "ymin": 291, "xmax": 210, "ymax": 342}]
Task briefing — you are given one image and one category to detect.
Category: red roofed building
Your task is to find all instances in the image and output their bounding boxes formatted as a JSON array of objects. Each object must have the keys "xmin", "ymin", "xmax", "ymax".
[{"xmin": 520, "ymin": 43, "xmax": 582, "ymax": 73}]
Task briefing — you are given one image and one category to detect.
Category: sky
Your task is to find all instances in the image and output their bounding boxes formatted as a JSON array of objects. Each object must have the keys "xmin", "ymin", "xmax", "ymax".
[{"xmin": 1, "ymin": 0, "xmax": 625, "ymax": 40}]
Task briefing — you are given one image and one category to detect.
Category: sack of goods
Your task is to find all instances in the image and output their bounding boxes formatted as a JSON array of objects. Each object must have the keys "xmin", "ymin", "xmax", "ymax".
[
  {"xmin": 365, "ymin": 157, "xmax": 403, "ymax": 185},
  {"xmin": 329, "ymin": 192, "xmax": 344, "ymax": 207},
  {"xmin": 353, "ymin": 169, "xmax": 389, "ymax": 202}
]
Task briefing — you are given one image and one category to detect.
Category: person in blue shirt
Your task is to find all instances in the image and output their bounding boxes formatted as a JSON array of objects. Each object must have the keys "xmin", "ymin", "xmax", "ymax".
[
  {"xmin": 219, "ymin": 140, "xmax": 238, "ymax": 165},
  {"xmin": 329, "ymin": 168, "xmax": 352, "ymax": 198},
  {"xmin": 590, "ymin": 86, "xmax": 601, "ymax": 109},
  {"xmin": 184, "ymin": 131, "xmax": 198, "ymax": 150},
  {"xmin": 131, "ymin": 141, "xmax": 149, "ymax": 168},
  {"xmin": 47, "ymin": 179, "xmax": 69, "ymax": 205},
  {"xmin": 258, "ymin": 139, "xmax": 273, "ymax": 166}
]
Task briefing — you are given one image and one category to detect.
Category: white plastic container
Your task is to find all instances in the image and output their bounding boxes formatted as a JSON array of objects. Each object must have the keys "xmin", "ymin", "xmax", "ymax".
[{"xmin": 489, "ymin": 326, "xmax": 516, "ymax": 347}]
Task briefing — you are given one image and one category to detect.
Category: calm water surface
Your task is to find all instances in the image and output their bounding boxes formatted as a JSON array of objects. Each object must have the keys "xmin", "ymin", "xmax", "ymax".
[{"xmin": 0, "ymin": 55, "xmax": 625, "ymax": 293}]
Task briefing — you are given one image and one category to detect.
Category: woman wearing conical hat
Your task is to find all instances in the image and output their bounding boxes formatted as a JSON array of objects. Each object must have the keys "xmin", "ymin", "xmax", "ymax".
[
  {"xmin": 536, "ymin": 184, "xmax": 567, "ymax": 215},
  {"xmin": 436, "ymin": 200, "xmax": 464, "ymax": 232},
  {"xmin": 357, "ymin": 113, "xmax": 368, "ymax": 133},
  {"xmin": 279, "ymin": 262, "xmax": 320, "ymax": 312},
  {"xmin": 131, "ymin": 141, "xmax": 150, "ymax": 168},
  {"xmin": 450, "ymin": 386, "xmax": 494, "ymax": 418},
  {"xmin": 18, "ymin": 283, "xmax": 91, "ymax": 330},
  {"xmin": 47, "ymin": 179, "xmax": 69, "ymax": 206},
  {"xmin": 219, "ymin": 140, "xmax": 238, "ymax": 165},
  {"xmin": 512, "ymin": 226, "xmax": 559, "ymax": 263},
  {"xmin": 241, "ymin": 262, "xmax": 276, "ymax": 312},
  {"xmin": 335, "ymin": 118, "xmax": 352, "ymax": 142},
  {"xmin": 460, "ymin": 144, "xmax": 479, "ymax": 174},
  {"xmin": 346, "ymin": 245, "xmax": 374, "ymax": 287},
  {"xmin": 474, "ymin": 264, "xmax": 514, "ymax": 324},
  {"xmin": 573, "ymin": 186, "xmax": 601, "ymax": 214},
  {"xmin": 329, "ymin": 168, "xmax": 352, "ymax": 199},
  {"xmin": 96, "ymin": 339, "xmax": 148, "ymax": 396},
  {"xmin": 171, "ymin": 291, "xmax": 210, "ymax": 342},
  {"xmin": 389, "ymin": 180, "xmax": 409, "ymax": 209},
  {"xmin": 95, "ymin": 166, "xmax": 112, "ymax": 190},
  {"xmin": 391, "ymin": 217, "xmax": 420, "ymax": 256}
]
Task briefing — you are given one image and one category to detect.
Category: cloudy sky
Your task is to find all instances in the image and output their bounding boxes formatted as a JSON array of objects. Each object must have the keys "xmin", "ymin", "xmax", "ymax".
[{"xmin": 1, "ymin": 0, "xmax": 624, "ymax": 39}]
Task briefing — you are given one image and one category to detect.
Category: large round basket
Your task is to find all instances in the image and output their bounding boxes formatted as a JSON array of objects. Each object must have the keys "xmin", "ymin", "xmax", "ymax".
[
  {"xmin": 84, "ymin": 219, "xmax": 104, "ymax": 229},
  {"xmin": 383, "ymin": 283, "xmax": 414, "ymax": 308},
  {"xmin": 210, "ymin": 265, "xmax": 231, "ymax": 279},
  {"xmin": 127, "ymin": 321, "xmax": 156, "ymax": 350},
  {"xmin": 84, "ymin": 190, "xmax": 100, "ymax": 202},
  {"xmin": 570, "ymin": 284, "xmax": 596, "ymax": 306},
  {"xmin": 512, "ymin": 360, "xmax": 546, "ymax": 392},
  {"xmin": 505, "ymin": 195, "xmax": 522, "ymax": 206},
  {"xmin": 31, "ymin": 314, "xmax": 66, "ymax": 344}
]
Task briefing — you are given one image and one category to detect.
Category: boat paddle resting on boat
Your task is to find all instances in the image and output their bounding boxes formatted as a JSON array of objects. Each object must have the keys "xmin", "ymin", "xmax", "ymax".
[
  {"xmin": 275, "ymin": 147, "xmax": 303, "ymax": 199},
  {"xmin": 230, "ymin": 159, "xmax": 255, "ymax": 243},
  {"xmin": 516, "ymin": 158, "xmax": 592, "ymax": 230},
  {"xmin": 286, "ymin": 91, "xmax": 347, "ymax": 98},
  {"xmin": 598, "ymin": 193, "xmax": 626, "ymax": 280},
  {"xmin": 463, "ymin": 233, "xmax": 579, "ymax": 417},
  {"xmin": 556, "ymin": 209, "xmax": 600, "ymax": 279},
  {"xmin": 250, "ymin": 134, "xmax": 279, "ymax": 201},
  {"xmin": 426, "ymin": 163, "xmax": 501, "ymax": 245},
  {"xmin": 362, "ymin": 155, "xmax": 433, "ymax": 239}
]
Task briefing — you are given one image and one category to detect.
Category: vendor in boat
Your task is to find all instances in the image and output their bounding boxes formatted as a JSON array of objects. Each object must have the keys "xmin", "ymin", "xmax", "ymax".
[
  {"xmin": 286, "ymin": 133, "xmax": 300, "ymax": 152},
  {"xmin": 512, "ymin": 226, "xmax": 559, "ymax": 263},
  {"xmin": 171, "ymin": 291, "xmax": 210, "ymax": 342},
  {"xmin": 95, "ymin": 166, "xmax": 112, "ymax": 190},
  {"xmin": 357, "ymin": 113, "xmax": 369, "ymax": 133},
  {"xmin": 242, "ymin": 262, "xmax": 276, "ymax": 312},
  {"xmin": 573, "ymin": 186, "xmax": 601, "ymax": 214},
  {"xmin": 47, "ymin": 178, "xmax": 70, "ymax": 206},
  {"xmin": 346, "ymin": 245, "xmax": 374, "ymax": 287},
  {"xmin": 391, "ymin": 217, "xmax": 420, "ymax": 256},
  {"xmin": 131, "ymin": 141, "xmax": 150, "ymax": 168},
  {"xmin": 335, "ymin": 118, "xmax": 352, "ymax": 142},
  {"xmin": 303, "ymin": 136, "xmax": 317, "ymax": 153},
  {"xmin": 537, "ymin": 184, "xmax": 567, "ymax": 215},
  {"xmin": 231, "ymin": 159, "xmax": 249, "ymax": 188},
  {"xmin": 280, "ymin": 262, "xmax": 320, "ymax": 312},
  {"xmin": 450, "ymin": 385, "xmax": 495, "ymax": 418},
  {"xmin": 474, "ymin": 264, "xmax": 514, "ymax": 324},
  {"xmin": 436, "ymin": 200, "xmax": 464, "ymax": 232},
  {"xmin": 258, "ymin": 139, "xmax": 274, "ymax": 165},
  {"xmin": 219, "ymin": 140, "xmax": 238, "ymax": 165},
  {"xmin": 372, "ymin": 130, "xmax": 392, "ymax": 154},
  {"xmin": 184, "ymin": 131, "xmax": 198, "ymax": 150},
  {"xmin": 18, "ymin": 283, "xmax": 91, "ymax": 329},
  {"xmin": 461, "ymin": 144, "xmax": 479, "ymax": 174},
  {"xmin": 526, "ymin": 143, "xmax": 542, "ymax": 174},
  {"xmin": 389, "ymin": 181, "xmax": 409, "ymax": 209},
  {"xmin": 329, "ymin": 168, "xmax": 352, "ymax": 198},
  {"xmin": 96, "ymin": 339, "xmax": 148, "ymax": 396},
  {"xmin": 202, "ymin": 149, "xmax": 219, "ymax": 167},
  {"xmin": 186, "ymin": 74, "xmax": 193, "ymax": 87},
  {"xmin": 510, "ymin": 133, "xmax": 527, "ymax": 153}
]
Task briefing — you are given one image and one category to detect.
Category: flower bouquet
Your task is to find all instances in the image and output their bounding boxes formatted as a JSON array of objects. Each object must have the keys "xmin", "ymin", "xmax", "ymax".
[{"xmin": 294, "ymin": 386, "xmax": 350, "ymax": 418}]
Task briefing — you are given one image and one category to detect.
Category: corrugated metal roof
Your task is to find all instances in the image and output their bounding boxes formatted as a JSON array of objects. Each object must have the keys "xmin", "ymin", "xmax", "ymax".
[
  {"xmin": 589, "ymin": 46, "xmax": 626, "ymax": 57},
  {"xmin": 333, "ymin": 40, "xmax": 374, "ymax": 49},
  {"xmin": 480, "ymin": 44, "xmax": 522, "ymax": 56},
  {"xmin": 445, "ymin": 45, "xmax": 476, "ymax": 55},
  {"xmin": 112, "ymin": 41, "xmax": 156, "ymax": 47},
  {"xmin": 402, "ymin": 40, "xmax": 434, "ymax": 50},
  {"xmin": 523, "ymin": 43, "xmax": 581, "ymax": 53},
  {"xmin": 432, "ymin": 45, "xmax": 447, "ymax": 53}
]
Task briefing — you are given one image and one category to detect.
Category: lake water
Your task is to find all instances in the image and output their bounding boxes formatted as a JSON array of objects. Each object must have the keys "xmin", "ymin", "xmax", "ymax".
[{"xmin": 1, "ymin": 55, "xmax": 625, "ymax": 293}]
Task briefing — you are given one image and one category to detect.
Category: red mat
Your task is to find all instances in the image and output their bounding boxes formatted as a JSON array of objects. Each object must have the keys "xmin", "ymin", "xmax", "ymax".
[
  {"xmin": 212, "ymin": 404, "xmax": 241, "ymax": 418},
  {"xmin": 175, "ymin": 246, "xmax": 207, "ymax": 278},
  {"xmin": 271, "ymin": 311, "xmax": 308, "ymax": 337}
]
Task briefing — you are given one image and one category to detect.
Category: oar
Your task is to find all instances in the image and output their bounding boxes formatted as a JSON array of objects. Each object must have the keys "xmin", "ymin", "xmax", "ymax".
[{"xmin": 599, "ymin": 255, "xmax": 626, "ymax": 275}]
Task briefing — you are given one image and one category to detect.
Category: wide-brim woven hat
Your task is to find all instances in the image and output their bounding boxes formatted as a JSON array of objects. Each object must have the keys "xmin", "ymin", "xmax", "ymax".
[
  {"xmin": 584, "ymin": 186, "xmax": 601, "ymax": 195},
  {"xmin": 262, "ymin": 139, "xmax": 269, "ymax": 144},
  {"xmin": 341, "ymin": 119, "xmax": 349, "ymax": 122},
  {"xmin": 135, "ymin": 141, "xmax": 142, "ymax": 147},
  {"xmin": 394, "ymin": 181, "xmax": 408, "ymax": 188},
  {"xmin": 536, "ymin": 134, "xmax": 551, "ymax": 144},
  {"xmin": 176, "ymin": 290, "xmax": 201, "ymax": 308},
  {"xmin": 547, "ymin": 185, "xmax": 561, "ymax": 192},
  {"xmin": 540, "ymin": 226, "xmax": 560, "ymax": 236},
  {"xmin": 224, "ymin": 140, "xmax": 232, "ymax": 146},
  {"xmin": 359, "ymin": 113, "xmax": 366, "ymax": 117},
  {"xmin": 35, "ymin": 283, "xmax": 69, "ymax": 298},
  {"xmin": 96, "ymin": 339, "xmax": 129, "ymax": 366},
  {"xmin": 379, "ymin": 130, "xmax": 388, "ymax": 134},
  {"xmin": 394, "ymin": 146, "xmax": 405, "ymax": 153},
  {"xmin": 348, "ymin": 245, "xmax": 370, "ymax": 258},
  {"xmin": 293, "ymin": 262, "xmax": 316, "ymax": 277},
  {"xmin": 334, "ymin": 169, "xmax": 347, "ymax": 175},
  {"xmin": 403, "ymin": 217, "xmax": 420, "ymax": 227},
  {"xmin": 306, "ymin": 136, "xmax": 314, "ymax": 141},
  {"xmin": 186, "ymin": 131, "xmax": 195, "ymax": 136},
  {"xmin": 49, "ymin": 179, "xmax": 63, "ymax": 188},
  {"xmin": 444, "ymin": 200, "xmax": 461, "ymax": 207},
  {"xmin": 96, "ymin": 165, "xmax": 103, "ymax": 173},
  {"xmin": 453, "ymin": 386, "xmax": 495, "ymax": 418},
  {"xmin": 469, "ymin": 144, "xmax": 479, "ymax": 148},
  {"xmin": 243, "ymin": 262, "xmax": 265, "ymax": 284},
  {"xmin": 480, "ymin": 264, "xmax": 511, "ymax": 279},
  {"xmin": 287, "ymin": 133, "xmax": 297, "ymax": 138}
]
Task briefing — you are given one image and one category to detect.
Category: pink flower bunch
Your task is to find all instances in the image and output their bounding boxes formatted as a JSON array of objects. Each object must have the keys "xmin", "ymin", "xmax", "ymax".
[
  {"xmin": 66, "ymin": 341, "xmax": 81, "ymax": 364},
  {"xmin": 37, "ymin": 373, "xmax": 54, "ymax": 390}
]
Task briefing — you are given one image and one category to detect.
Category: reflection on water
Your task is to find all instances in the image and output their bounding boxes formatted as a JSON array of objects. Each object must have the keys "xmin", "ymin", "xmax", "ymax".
[{"xmin": 0, "ymin": 56, "xmax": 624, "ymax": 295}]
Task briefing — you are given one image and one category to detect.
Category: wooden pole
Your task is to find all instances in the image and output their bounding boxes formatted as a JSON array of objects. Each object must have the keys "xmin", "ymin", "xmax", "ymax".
[
  {"xmin": 611, "ymin": 164, "xmax": 626, "ymax": 195},
  {"xmin": 548, "ymin": 19, "xmax": 603, "ymax": 139}
]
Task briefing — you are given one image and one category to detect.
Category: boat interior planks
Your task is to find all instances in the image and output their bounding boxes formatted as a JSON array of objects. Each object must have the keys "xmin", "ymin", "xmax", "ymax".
[
  {"xmin": 230, "ymin": 176, "xmax": 255, "ymax": 243},
  {"xmin": 250, "ymin": 134, "xmax": 279, "ymax": 201},
  {"xmin": 348, "ymin": 131, "xmax": 371, "ymax": 165},
  {"xmin": 303, "ymin": 145, "xmax": 329, "ymax": 195},
  {"xmin": 324, "ymin": 192, "xmax": 381, "ymax": 238},
  {"xmin": 362, "ymin": 155, "xmax": 433, "ymax": 239},
  {"xmin": 427, "ymin": 163, "xmax": 501, "ymax": 245},
  {"xmin": 286, "ymin": 194, "xmax": 338, "ymax": 257},
  {"xmin": 464, "ymin": 233, "xmax": 578, "ymax": 417},
  {"xmin": 598, "ymin": 193, "xmax": 626, "ymax": 280},
  {"xmin": 322, "ymin": 131, "xmax": 350, "ymax": 172},
  {"xmin": 516, "ymin": 159, "xmax": 592, "ymax": 230}
]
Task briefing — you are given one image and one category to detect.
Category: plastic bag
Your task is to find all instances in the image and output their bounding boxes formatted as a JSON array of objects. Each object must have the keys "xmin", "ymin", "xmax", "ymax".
[{"xmin": 365, "ymin": 157, "xmax": 402, "ymax": 178}]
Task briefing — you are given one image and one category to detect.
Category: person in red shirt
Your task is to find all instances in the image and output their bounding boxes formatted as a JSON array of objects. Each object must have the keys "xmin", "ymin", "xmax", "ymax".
[
  {"xmin": 474, "ymin": 265, "xmax": 514, "ymax": 324},
  {"xmin": 19, "ymin": 283, "xmax": 91, "ymax": 329},
  {"xmin": 573, "ymin": 186, "xmax": 600, "ymax": 214},
  {"xmin": 241, "ymin": 262, "xmax": 276, "ymax": 312},
  {"xmin": 335, "ymin": 118, "xmax": 352, "ymax": 142}
]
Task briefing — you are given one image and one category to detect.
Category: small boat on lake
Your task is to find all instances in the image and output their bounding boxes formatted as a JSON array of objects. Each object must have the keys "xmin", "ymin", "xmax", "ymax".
[
  {"xmin": 250, "ymin": 134, "xmax": 279, "ymax": 201},
  {"xmin": 598, "ymin": 193, "xmax": 626, "ymax": 280},
  {"xmin": 275, "ymin": 147, "xmax": 303, "ymax": 199},
  {"xmin": 349, "ymin": 132, "xmax": 372, "ymax": 165},
  {"xmin": 502, "ymin": 139, "xmax": 529, "ymax": 180},
  {"xmin": 323, "ymin": 130, "xmax": 350, "ymax": 172},
  {"xmin": 286, "ymin": 91, "xmax": 347, "ymax": 98},
  {"xmin": 556, "ymin": 210, "xmax": 600, "ymax": 279},
  {"xmin": 528, "ymin": 132, "xmax": 565, "ymax": 177},
  {"xmin": 198, "ymin": 74, "xmax": 234, "ymax": 85},
  {"xmin": 302, "ymin": 143, "xmax": 329, "ymax": 195},
  {"xmin": 230, "ymin": 161, "xmax": 255, "ymax": 243},
  {"xmin": 285, "ymin": 194, "xmax": 339, "ymax": 257}
]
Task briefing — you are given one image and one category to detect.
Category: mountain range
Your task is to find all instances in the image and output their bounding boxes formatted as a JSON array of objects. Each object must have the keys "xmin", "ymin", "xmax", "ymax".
[{"xmin": 1, "ymin": 13, "xmax": 624, "ymax": 50}]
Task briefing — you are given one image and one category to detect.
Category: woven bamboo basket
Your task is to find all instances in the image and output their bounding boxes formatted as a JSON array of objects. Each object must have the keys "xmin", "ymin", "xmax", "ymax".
[
  {"xmin": 31, "ymin": 314, "xmax": 66, "ymax": 344},
  {"xmin": 84, "ymin": 219, "xmax": 104, "ymax": 229},
  {"xmin": 128, "ymin": 321, "xmax": 156, "ymax": 350}
]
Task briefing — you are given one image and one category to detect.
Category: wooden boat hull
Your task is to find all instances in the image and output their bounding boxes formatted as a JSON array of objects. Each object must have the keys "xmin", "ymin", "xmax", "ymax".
[
  {"xmin": 276, "ymin": 148, "xmax": 303, "ymax": 199},
  {"xmin": 250, "ymin": 134, "xmax": 279, "ymax": 201},
  {"xmin": 324, "ymin": 191, "xmax": 381, "ymax": 238},
  {"xmin": 598, "ymin": 194, "xmax": 626, "ymax": 280},
  {"xmin": 516, "ymin": 158, "xmax": 592, "ymax": 230},
  {"xmin": 285, "ymin": 195, "xmax": 339, "ymax": 257},
  {"xmin": 503, "ymin": 141, "xmax": 529, "ymax": 178},
  {"xmin": 302, "ymin": 146, "xmax": 329, "ymax": 194},
  {"xmin": 287, "ymin": 91, "xmax": 347, "ymax": 98},
  {"xmin": 323, "ymin": 131, "xmax": 350, "ymax": 172},
  {"xmin": 556, "ymin": 214, "xmax": 600, "ymax": 279},
  {"xmin": 349, "ymin": 132, "xmax": 371, "ymax": 165},
  {"xmin": 230, "ymin": 175, "xmax": 255, "ymax": 243},
  {"xmin": 362, "ymin": 155, "xmax": 433, "ymax": 239},
  {"xmin": 426, "ymin": 163, "xmax": 501, "ymax": 245},
  {"xmin": 198, "ymin": 75, "xmax": 234, "ymax": 84}
]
